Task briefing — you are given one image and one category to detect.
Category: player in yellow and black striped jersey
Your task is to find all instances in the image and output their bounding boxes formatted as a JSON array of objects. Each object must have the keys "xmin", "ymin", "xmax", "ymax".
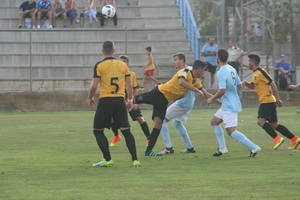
[
  {"xmin": 109, "ymin": 55, "xmax": 151, "ymax": 147},
  {"xmin": 134, "ymin": 60, "xmax": 206, "ymax": 156},
  {"xmin": 243, "ymin": 54, "xmax": 300, "ymax": 150},
  {"xmin": 88, "ymin": 41, "xmax": 140, "ymax": 167}
]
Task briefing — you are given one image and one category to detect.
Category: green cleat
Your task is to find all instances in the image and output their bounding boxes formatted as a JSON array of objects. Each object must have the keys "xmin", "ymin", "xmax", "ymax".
[
  {"xmin": 93, "ymin": 160, "xmax": 113, "ymax": 167},
  {"xmin": 132, "ymin": 160, "xmax": 141, "ymax": 167}
]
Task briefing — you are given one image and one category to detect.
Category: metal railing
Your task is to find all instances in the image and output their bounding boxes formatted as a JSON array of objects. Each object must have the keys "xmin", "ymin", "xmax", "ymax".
[{"xmin": 175, "ymin": 0, "xmax": 201, "ymax": 59}]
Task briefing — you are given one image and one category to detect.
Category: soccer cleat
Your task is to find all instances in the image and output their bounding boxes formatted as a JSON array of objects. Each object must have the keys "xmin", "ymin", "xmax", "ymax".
[
  {"xmin": 137, "ymin": 87, "xmax": 144, "ymax": 92},
  {"xmin": 213, "ymin": 148, "xmax": 228, "ymax": 157},
  {"xmin": 110, "ymin": 135, "xmax": 121, "ymax": 147},
  {"xmin": 132, "ymin": 160, "xmax": 141, "ymax": 167},
  {"xmin": 273, "ymin": 136, "xmax": 284, "ymax": 150},
  {"xmin": 144, "ymin": 151, "xmax": 162, "ymax": 157},
  {"xmin": 288, "ymin": 137, "xmax": 300, "ymax": 150},
  {"xmin": 181, "ymin": 147, "xmax": 196, "ymax": 153},
  {"xmin": 159, "ymin": 147, "xmax": 174, "ymax": 155},
  {"xmin": 93, "ymin": 160, "xmax": 113, "ymax": 167},
  {"xmin": 249, "ymin": 146, "xmax": 261, "ymax": 158}
]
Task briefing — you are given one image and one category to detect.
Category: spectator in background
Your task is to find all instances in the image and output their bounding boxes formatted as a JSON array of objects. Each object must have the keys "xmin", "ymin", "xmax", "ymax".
[
  {"xmin": 65, "ymin": 0, "xmax": 79, "ymax": 25},
  {"xmin": 18, "ymin": 0, "xmax": 36, "ymax": 29},
  {"xmin": 52, "ymin": 0, "xmax": 67, "ymax": 28},
  {"xmin": 274, "ymin": 54, "xmax": 292, "ymax": 90},
  {"xmin": 36, "ymin": 0, "xmax": 53, "ymax": 29},
  {"xmin": 97, "ymin": 0, "xmax": 117, "ymax": 26},
  {"xmin": 85, "ymin": 0, "xmax": 98, "ymax": 25},
  {"xmin": 254, "ymin": 25, "xmax": 263, "ymax": 43},
  {"xmin": 140, "ymin": 46, "xmax": 159, "ymax": 89},
  {"xmin": 227, "ymin": 40, "xmax": 248, "ymax": 75},
  {"xmin": 201, "ymin": 37, "xmax": 218, "ymax": 87}
]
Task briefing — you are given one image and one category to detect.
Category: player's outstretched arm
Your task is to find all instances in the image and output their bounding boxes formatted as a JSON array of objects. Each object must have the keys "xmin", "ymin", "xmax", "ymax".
[
  {"xmin": 88, "ymin": 78, "xmax": 99, "ymax": 107},
  {"xmin": 179, "ymin": 77, "xmax": 203, "ymax": 97},
  {"xmin": 242, "ymin": 80, "xmax": 255, "ymax": 89},
  {"xmin": 270, "ymin": 82, "xmax": 283, "ymax": 107},
  {"xmin": 289, "ymin": 83, "xmax": 300, "ymax": 89},
  {"xmin": 207, "ymin": 89, "xmax": 225, "ymax": 104}
]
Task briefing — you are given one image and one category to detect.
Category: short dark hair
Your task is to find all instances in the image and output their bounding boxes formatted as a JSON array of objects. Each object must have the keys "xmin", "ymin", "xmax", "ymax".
[
  {"xmin": 217, "ymin": 49, "xmax": 229, "ymax": 62},
  {"xmin": 145, "ymin": 46, "xmax": 152, "ymax": 52},
  {"xmin": 193, "ymin": 60, "xmax": 207, "ymax": 70},
  {"xmin": 173, "ymin": 53, "xmax": 186, "ymax": 63},
  {"xmin": 248, "ymin": 54, "xmax": 260, "ymax": 65},
  {"xmin": 102, "ymin": 41, "xmax": 114, "ymax": 55},
  {"xmin": 119, "ymin": 55, "xmax": 129, "ymax": 61}
]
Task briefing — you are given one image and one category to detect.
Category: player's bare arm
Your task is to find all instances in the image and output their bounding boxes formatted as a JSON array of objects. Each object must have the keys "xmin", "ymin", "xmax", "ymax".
[
  {"xmin": 207, "ymin": 89, "xmax": 226, "ymax": 104},
  {"xmin": 179, "ymin": 77, "xmax": 204, "ymax": 97},
  {"xmin": 270, "ymin": 82, "xmax": 283, "ymax": 107},
  {"xmin": 88, "ymin": 78, "xmax": 99, "ymax": 107},
  {"xmin": 242, "ymin": 80, "xmax": 255, "ymax": 89},
  {"xmin": 125, "ymin": 76, "xmax": 134, "ymax": 111}
]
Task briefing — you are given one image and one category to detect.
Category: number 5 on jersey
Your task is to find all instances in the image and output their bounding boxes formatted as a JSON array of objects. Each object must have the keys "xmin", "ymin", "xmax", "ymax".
[{"xmin": 111, "ymin": 77, "xmax": 119, "ymax": 94}]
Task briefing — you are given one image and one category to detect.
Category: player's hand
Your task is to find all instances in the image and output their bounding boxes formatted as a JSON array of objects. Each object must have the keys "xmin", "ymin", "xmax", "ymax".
[
  {"xmin": 207, "ymin": 97, "xmax": 214, "ymax": 104},
  {"xmin": 215, "ymin": 98, "xmax": 222, "ymax": 104},
  {"xmin": 196, "ymin": 90, "xmax": 204, "ymax": 97},
  {"xmin": 276, "ymin": 99, "xmax": 283, "ymax": 107},
  {"xmin": 88, "ymin": 98, "xmax": 96, "ymax": 108},
  {"xmin": 127, "ymin": 100, "xmax": 134, "ymax": 111}
]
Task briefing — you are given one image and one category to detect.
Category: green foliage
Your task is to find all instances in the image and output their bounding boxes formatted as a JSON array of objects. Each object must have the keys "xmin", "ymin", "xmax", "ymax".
[{"xmin": 1, "ymin": 108, "xmax": 300, "ymax": 200}]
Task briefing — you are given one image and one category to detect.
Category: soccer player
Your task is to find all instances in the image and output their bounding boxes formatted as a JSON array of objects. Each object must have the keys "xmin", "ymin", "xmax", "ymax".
[
  {"xmin": 88, "ymin": 41, "xmax": 141, "ymax": 167},
  {"xmin": 110, "ymin": 55, "xmax": 151, "ymax": 146},
  {"xmin": 207, "ymin": 49, "xmax": 261, "ymax": 157},
  {"xmin": 135, "ymin": 59, "xmax": 205, "ymax": 156},
  {"xmin": 160, "ymin": 54, "xmax": 213, "ymax": 154},
  {"xmin": 243, "ymin": 54, "xmax": 300, "ymax": 150}
]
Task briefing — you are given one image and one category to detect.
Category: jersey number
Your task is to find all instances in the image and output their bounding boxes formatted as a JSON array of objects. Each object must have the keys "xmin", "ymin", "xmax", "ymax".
[
  {"xmin": 231, "ymin": 72, "xmax": 237, "ymax": 86},
  {"xmin": 111, "ymin": 77, "xmax": 119, "ymax": 94}
]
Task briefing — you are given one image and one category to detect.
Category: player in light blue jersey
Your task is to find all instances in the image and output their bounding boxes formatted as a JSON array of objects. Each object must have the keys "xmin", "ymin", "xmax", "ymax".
[
  {"xmin": 207, "ymin": 49, "xmax": 261, "ymax": 157},
  {"xmin": 160, "ymin": 54, "xmax": 212, "ymax": 154}
]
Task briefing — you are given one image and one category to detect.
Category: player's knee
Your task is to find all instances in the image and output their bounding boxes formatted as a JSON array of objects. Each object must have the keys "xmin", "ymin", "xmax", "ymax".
[
  {"xmin": 137, "ymin": 117, "xmax": 145, "ymax": 124},
  {"xmin": 257, "ymin": 119, "xmax": 265, "ymax": 127},
  {"xmin": 173, "ymin": 120, "xmax": 182, "ymax": 129},
  {"xmin": 270, "ymin": 123, "xmax": 278, "ymax": 129},
  {"xmin": 211, "ymin": 119, "xmax": 218, "ymax": 126}
]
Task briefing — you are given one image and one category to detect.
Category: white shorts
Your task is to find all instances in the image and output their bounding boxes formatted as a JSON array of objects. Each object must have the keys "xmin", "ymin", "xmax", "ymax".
[
  {"xmin": 165, "ymin": 102, "xmax": 190, "ymax": 123},
  {"xmin": 214, "ymin": 108, "xmax": 238, "ymax": 128}
]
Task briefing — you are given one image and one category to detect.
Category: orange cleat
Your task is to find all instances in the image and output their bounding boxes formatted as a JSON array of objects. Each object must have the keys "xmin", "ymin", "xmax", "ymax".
[
  {"xmin": 110, "ymin": 135, "xmax": 121, "ymax": 147},
  {"xmin": 273, "ymin": 136, "xmax": 284, "ymax": 150},
  {"xmin": 288, "ymin": 136, "xmax": 300, "ymax": 150}
]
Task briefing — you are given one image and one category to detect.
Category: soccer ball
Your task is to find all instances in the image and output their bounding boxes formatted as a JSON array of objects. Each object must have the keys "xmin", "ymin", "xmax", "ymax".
[{"xmin": 102, "ymin": 5, "xmax": 116, "ymax": 18}]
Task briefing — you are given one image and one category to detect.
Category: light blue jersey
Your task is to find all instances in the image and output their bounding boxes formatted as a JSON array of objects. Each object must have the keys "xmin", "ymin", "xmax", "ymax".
[
  {"xmin": 217, "ymin": 64, "xmax": 242, "ymax": 112},
  {"xmin": 176, "ymin": 66, "xmax": 196, "ymax": 110}
]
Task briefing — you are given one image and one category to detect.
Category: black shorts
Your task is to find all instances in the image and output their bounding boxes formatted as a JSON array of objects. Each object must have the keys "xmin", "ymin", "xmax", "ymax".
[
  {"xmin": 129, "ymin": 107, "xmax": 143, "ymax": 121},
  {"xmin": 94, "ymin": 97, "xmax": 130, "ymax": 129},
  {"xmin": 39, "ymin": 11, "xmax": 49, "ymax": 19},
  {"xmin": 207, "ymin": 63, "xmax": 217, "ymax": 74},
  {"xmin": 258, "ymin": 102, "xmax": 278, "ymax": 123},
  {"xmin": 134, "ymin": 87, "xmax": 168, "ymax": 121}
]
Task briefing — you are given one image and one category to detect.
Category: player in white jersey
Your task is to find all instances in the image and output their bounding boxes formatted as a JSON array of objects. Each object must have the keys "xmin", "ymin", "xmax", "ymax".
[{"xmin": 207, "ymin": 49, "xmax": 261, "ymax": 157}]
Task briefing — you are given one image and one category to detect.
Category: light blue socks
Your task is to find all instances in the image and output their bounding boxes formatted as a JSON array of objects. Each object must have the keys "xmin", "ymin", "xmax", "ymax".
[
  {"xmin": 173, "ymin": 120, "xmax": 193, "ymax": 149},
  {"xmin": 231, "ymin": 130, "xmax": 257, "ymax": 150},
  {"xmin": 161, "ymin": 120, "xmax": 173, "ymax": 148},
  {"xmin": 212, "ymin": 125, "xmax": 227, "ymax": 151}
]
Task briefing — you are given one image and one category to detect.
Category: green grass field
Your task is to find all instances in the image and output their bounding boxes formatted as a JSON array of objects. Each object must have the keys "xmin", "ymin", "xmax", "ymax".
[{"xmin": 1, "ymin": 107, "xmax": 300, "ymax": 200}]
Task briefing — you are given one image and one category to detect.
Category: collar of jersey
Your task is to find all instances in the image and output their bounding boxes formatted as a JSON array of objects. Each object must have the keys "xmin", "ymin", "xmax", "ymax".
[{"xmin": 102, "ymin": 57, "xmax": 116, "ymax": 61}]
